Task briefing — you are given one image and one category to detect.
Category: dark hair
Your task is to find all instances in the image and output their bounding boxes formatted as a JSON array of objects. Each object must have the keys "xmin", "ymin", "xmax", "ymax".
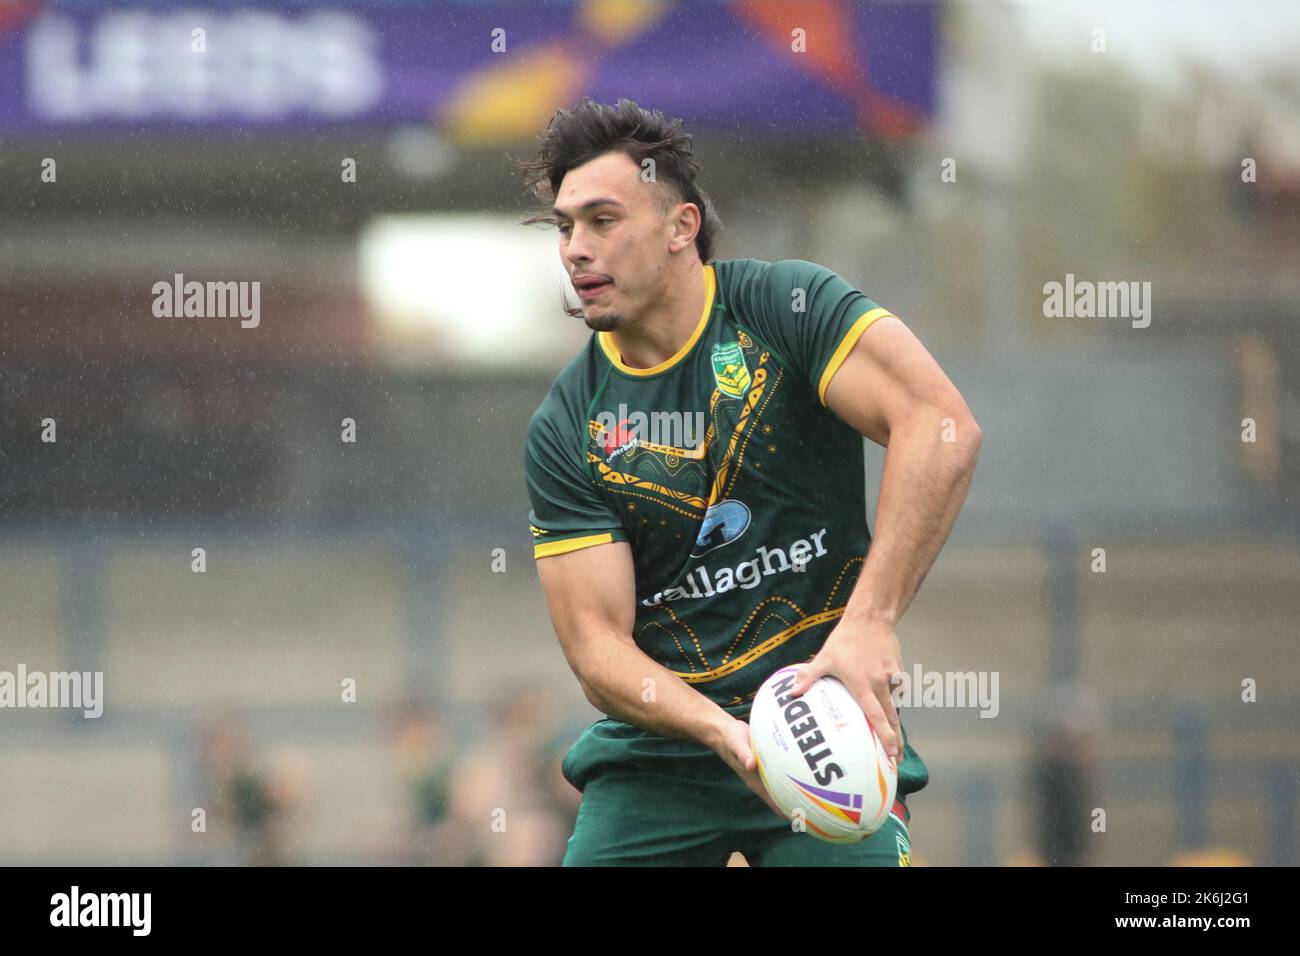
[{"xmin": 517, "ymin": 98, "xmax": 722, "ymax": 263}]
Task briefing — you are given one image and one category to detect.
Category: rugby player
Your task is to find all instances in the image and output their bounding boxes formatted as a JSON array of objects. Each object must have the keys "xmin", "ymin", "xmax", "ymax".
[{"xmin": 521, "ymin": 99, "xmax": 980, "ymax": 866}]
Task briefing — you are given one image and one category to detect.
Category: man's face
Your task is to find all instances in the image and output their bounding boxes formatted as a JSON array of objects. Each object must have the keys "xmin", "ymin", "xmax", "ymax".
[{"xmin": 552, "ymin": 151, "xmax": 675, "ymax": 332}]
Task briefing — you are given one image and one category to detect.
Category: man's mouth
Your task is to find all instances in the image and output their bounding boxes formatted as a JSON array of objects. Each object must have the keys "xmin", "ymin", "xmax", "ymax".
[{"xmin": 574, "ymin": 276, "xmax": 613, "ymax": 300}]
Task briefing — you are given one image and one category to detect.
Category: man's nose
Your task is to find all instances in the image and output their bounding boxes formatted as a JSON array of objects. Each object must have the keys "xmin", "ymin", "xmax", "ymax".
[{"xmin": 565, "ymin": 223, "xmax": 593, "ymax": 264}]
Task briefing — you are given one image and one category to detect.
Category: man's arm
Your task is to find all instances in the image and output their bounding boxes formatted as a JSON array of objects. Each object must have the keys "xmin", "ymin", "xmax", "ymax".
[
  {"xmin": 825, "ymin": 316, "xmax": 981, "ymax": 624},
  {"xmin": 535, "ymin": 540, "xmax": 783, "ymax": 815},
  {"xmin": 790, "ymin": 316, "xmax": 981, "ymax": 759}
]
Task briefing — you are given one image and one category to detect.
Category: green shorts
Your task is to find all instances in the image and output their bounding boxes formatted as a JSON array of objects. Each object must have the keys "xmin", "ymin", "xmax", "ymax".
[{"xmin": 560, "ymin": 719, "xmax": 919, "ymax": 867}]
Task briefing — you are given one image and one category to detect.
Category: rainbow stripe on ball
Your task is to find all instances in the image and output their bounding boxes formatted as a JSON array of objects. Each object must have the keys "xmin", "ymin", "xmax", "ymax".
[{"xmin": 787, "ymin": 776, "xmax": 865, "ymax": 826}]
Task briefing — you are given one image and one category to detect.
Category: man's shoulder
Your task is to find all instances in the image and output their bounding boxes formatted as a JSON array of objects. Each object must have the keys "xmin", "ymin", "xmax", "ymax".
[
  {"xmin": 712, "ymin": 256, "xmax": 843, "ymax": 308},
  {"xmin": 712, "ymin": 256, "xmax": 770, "ymax": 289},
  {"xmin": 712, "ymin": 256, "xmax": 829, "ymax": 284}
]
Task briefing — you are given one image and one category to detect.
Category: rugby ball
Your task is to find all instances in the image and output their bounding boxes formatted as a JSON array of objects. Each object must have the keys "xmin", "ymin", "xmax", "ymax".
[{"xmin": 749, "ymin": 666, "xmax": 897, "ymax": 843}]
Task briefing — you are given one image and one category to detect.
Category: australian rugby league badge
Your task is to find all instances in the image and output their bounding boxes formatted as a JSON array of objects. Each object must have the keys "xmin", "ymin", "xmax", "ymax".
[{"xmin": 711, "ymin": 341, "xmax": 751, "ymax": 399}]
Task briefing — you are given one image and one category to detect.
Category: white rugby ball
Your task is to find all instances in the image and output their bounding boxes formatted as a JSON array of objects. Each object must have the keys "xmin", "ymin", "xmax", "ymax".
[{"xmin": 749, "ymin": 666, "xmax": 898, "ymax": 843}]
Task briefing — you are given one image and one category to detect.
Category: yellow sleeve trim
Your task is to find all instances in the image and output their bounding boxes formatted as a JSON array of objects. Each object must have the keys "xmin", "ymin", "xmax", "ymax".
[
  {"xmin": 816, "ymin": 306, "xmax": 895, "ymax": 407},
  {"xmin": 533, "ymin": 532, "xmax": 615, "ymax": 559}
]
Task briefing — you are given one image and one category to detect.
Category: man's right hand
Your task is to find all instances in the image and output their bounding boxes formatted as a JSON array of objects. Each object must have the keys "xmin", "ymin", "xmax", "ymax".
[{"xmin": 712, "ymin": 714, "xmax": 788, "ymax": 822}]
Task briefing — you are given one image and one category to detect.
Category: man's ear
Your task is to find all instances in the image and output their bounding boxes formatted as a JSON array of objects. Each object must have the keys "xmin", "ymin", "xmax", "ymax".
[{"xmin": 669, "ymin": 201, "xmax": 701, "ymax": 253}]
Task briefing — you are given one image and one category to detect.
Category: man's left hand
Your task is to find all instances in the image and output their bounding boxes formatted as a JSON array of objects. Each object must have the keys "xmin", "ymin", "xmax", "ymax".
[{"xmin": 788, "ymin": 616, "xmax": 904, "ymax": 762}]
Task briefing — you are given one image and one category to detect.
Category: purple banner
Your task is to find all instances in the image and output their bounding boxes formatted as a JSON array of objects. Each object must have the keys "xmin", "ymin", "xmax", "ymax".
[{"xmin": 0, "ymin": 0, "xmax": 938, "ymax": 140}]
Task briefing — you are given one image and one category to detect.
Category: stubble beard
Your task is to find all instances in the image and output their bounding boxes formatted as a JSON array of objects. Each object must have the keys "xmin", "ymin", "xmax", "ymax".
[{"xmin": 584, "ymin": 311, "xmax": 622, "ymax": 333}]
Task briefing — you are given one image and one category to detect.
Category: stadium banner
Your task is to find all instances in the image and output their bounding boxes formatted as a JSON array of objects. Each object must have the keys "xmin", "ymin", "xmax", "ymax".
[{"xmin": 0, "ymin": 0, "xmax": 938, "ymax": 140}]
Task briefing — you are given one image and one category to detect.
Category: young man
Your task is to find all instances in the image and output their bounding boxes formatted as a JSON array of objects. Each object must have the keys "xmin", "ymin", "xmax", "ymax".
[{"xmin": 521, "ymin": 99, "xmax": 980, "ymax": 866}]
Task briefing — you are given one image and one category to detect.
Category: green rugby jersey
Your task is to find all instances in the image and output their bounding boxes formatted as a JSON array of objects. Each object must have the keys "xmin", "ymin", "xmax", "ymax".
[{"xmin": 525, "ymin": 257, "xmax": 929, "ymax": 795}]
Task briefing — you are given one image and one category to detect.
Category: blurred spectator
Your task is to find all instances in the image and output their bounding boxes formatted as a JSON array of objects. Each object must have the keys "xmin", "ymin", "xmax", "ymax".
[
  {"xmin": 1029, "ymin": 685, "xmax": 1103, "ymax": 866},
  {"xmin": 200, "ymin": 718, "xmax": 308, "ymax": 866},
  {"xmin": 376, "ymin": 702, "xmax": 458, "ymax": 864},
  {"xmin": 443, "ymin": 686, "xmax": 580, "ymax": 866}
]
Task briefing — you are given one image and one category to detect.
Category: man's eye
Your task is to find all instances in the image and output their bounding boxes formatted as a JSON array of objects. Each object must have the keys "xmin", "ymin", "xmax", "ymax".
[{"xmin": 556, "ymin": 217, "xmax": 611, "ymax": 235}]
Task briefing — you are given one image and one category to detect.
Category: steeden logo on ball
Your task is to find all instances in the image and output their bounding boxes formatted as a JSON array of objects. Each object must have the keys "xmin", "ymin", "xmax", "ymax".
[{"xmin": 749, "ymin": 666, "xmax": 897, "ymax": 843}]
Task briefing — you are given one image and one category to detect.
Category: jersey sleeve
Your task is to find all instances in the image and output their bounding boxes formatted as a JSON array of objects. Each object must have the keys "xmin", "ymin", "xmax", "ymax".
[
  {"xmin": 730, "ymin": 259, "xmax": 897, "ymax": 407},
  {"xmin": 524, "ymin": 403, "xmax": 628, "ymax": 560}
]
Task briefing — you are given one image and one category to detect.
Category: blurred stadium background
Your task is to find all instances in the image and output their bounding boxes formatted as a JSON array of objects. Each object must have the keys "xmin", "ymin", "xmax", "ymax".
[{"xmin": 1, "ymin": 0, "xmax": 1298, "ymax": 866}]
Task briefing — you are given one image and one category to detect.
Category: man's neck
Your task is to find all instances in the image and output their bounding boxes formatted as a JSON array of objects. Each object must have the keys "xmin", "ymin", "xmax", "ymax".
[{"xmin": 605, "ymin": 258, "xmax": 708, "ymax": 370}]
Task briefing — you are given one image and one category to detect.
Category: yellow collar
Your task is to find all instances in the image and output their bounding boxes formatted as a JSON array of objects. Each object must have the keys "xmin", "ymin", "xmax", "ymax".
[{"xmin": 598, "ymin": 264, "xmax": 716, "ymax": 376}]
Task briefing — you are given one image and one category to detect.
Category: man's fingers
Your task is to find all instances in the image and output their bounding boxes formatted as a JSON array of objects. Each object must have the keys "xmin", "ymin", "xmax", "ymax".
[
  {"xmin": 861, "ymin": 693, "xmax": 901, "ymax": 760},
  {"xmin": 827, "ymin": 670, "xmax": 891, "ymax": 753},
  {"xmin": 790, "ymin": 660, "xmax": 823, "ymax": 697},
  {"xmin": 887, "ymin": 668, "xmax": 906, "ymax": 745},
  {"xmin": 791, "ymin": 660, "xmax": 905, "ymax": 761},
  {"xmin": 873, "ymin": 673, "xmax": 904, "ymax": 755}
]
